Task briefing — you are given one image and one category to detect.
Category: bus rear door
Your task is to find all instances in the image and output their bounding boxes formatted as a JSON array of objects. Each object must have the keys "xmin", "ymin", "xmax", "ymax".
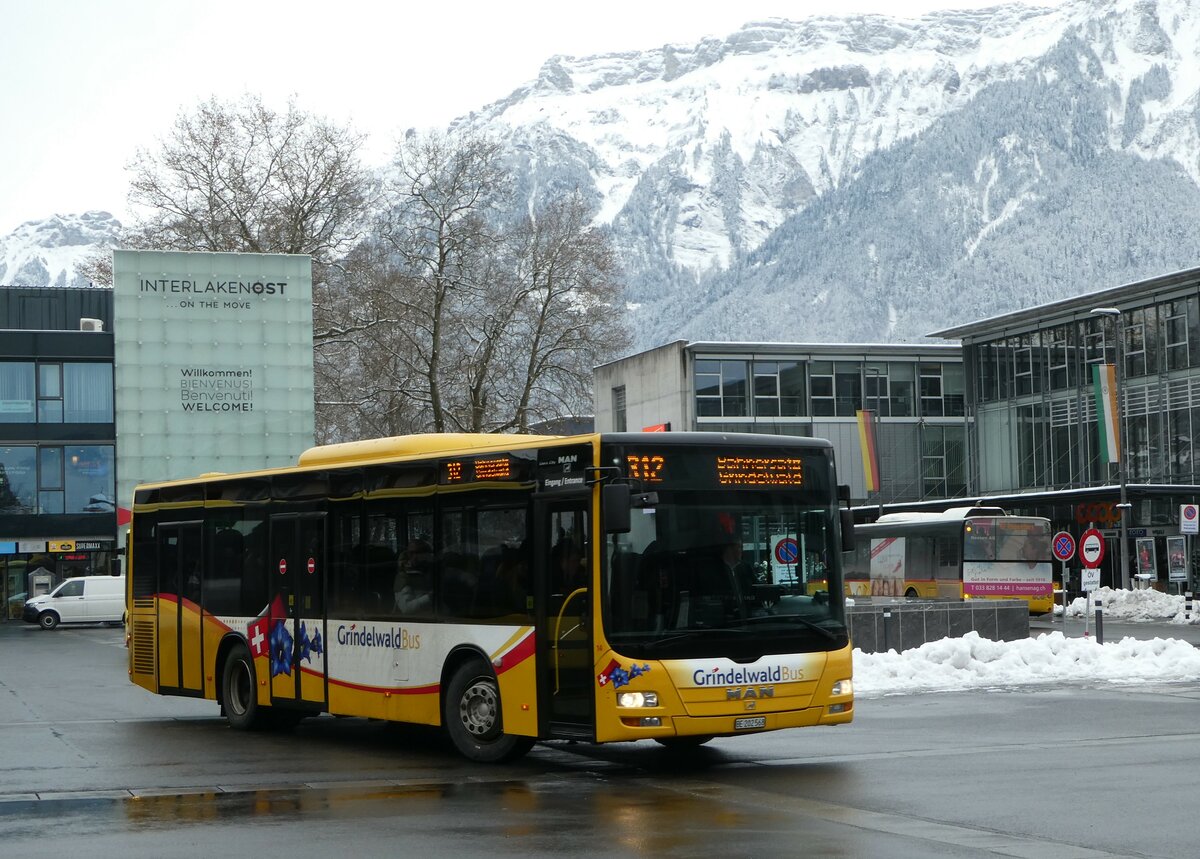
[{"xmin": 268, "ymin": 513, "xmax": 328, "ymax": 708}]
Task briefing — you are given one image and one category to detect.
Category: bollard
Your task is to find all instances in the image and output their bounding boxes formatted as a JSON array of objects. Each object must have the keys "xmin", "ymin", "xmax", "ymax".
[
  {"xmin": 1095, "ymin": 596, "xmax": 1104, "ymax": 645},
  {"xmin": 1187, "ymin": 592, "xmax": 1194, "ymax": 623}
]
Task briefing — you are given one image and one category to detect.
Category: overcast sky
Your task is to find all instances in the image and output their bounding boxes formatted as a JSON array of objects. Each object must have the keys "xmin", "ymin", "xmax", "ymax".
[{"xmin": 0, "ymin": 0, "xmax": 1066, "ymax": 236}]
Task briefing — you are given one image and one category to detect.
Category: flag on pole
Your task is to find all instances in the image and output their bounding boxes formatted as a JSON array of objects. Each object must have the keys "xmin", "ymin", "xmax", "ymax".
[
  {"xmin": 1093, "ymin": 363, "xmax": 1120, "ymax": 463},
  {"xmin": 856, "ymin": 409, "xmax": 881, "ymax": 492}
]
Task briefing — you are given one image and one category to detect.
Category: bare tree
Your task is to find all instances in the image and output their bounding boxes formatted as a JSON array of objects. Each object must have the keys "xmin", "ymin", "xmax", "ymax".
[
  {"xmin": 499, "ymin": 191, "xmax": 630, "ymax": 431},
  {"xmin": 126, "ymin": 95, "xmax": 373, "ymax": 267},
  {"xmin": 376, "ymin": 131, "xmax": 509, "ymax": 432}
]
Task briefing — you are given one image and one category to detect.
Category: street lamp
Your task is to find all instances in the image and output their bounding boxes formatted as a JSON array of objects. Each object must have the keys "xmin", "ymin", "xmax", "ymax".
[{"xmin": 1091, "ymin": 306, "xmax": 1131, "ymax": 590}]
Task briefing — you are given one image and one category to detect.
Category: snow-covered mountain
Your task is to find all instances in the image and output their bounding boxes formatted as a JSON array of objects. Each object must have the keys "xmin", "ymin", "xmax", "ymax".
[
  {"xmin": 11, "ymin": 0, "xmax": 1200, "ymax": 348},
  {"xmin": 457, "ymin": 0, "xmax": 1200, "ymax": 344},
  {"xmin": 0, "ymin": 212, "xmax": 121, "ymax": 288}
]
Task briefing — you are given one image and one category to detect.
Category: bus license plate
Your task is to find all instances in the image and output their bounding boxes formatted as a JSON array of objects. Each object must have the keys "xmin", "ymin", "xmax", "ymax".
[{"xmin": 734, "ymin": 716, "xmax": 766, "ymax": 730}]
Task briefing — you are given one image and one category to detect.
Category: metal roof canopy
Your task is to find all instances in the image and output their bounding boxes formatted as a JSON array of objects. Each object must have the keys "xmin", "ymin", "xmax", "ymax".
[{"xmin": 926, "ymin": 265, "xmax": 1200, "ymax": 342}]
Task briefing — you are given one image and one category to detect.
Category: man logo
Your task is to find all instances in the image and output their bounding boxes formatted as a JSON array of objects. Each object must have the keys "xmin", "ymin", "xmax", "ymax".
[{"xmin": 726, "ymin": 686, "xmax": 775, "ymax": 701}]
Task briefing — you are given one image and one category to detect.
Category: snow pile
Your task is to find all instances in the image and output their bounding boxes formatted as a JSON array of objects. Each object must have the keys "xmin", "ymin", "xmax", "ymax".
[
  {"xmin": 853, "ymin": 630, "xmax": 1200, "ymax": 698},
  {"xmin": 1060, "ymin": 587, "xmax": 1197, "ymax": 623}
]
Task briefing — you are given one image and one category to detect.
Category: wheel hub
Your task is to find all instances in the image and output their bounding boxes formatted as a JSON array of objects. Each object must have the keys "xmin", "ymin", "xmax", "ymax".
[{"xmin": 460, "ymin": 680, "xmax": 499, "ymax": 737}]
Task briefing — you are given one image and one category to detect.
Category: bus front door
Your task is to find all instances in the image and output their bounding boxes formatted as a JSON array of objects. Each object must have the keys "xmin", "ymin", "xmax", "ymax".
[
  {"xmin": 268, "ymin": 513, "xmax": 328, "ymax": 708},
  {"xmin": 157, "ymin": 521, "xmax": 204, "ymax": 695},
  {"xmin": 535, "ymin": 500, "xmax": 594, "ymax": 739}
]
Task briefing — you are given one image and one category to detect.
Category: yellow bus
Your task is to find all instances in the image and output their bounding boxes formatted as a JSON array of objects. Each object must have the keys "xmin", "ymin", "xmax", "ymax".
[
  {"xmin": 126, "ymin": 432, "xmax": 855, "ymax": 761},
  {"xmin": 845, "ymin": 507, "xmax": 1054, "ymax": 614}
]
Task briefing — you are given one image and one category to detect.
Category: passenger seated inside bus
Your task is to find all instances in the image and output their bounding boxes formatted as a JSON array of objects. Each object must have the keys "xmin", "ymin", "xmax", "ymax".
[{"xmin": 393, "ymin": 539, "xmax": 434, "ymax": 615}]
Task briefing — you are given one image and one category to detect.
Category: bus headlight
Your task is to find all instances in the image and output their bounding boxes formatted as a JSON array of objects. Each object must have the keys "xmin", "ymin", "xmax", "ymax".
[
  {"xmin": 830, "ymin": 679, "xmax": 852, "ymax": 697},
  {"xmin": 617, "ymin": 691, "xmax": 658, "ymax": 708}
]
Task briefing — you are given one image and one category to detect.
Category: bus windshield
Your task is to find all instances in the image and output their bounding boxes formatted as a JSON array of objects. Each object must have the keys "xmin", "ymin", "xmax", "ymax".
[{"xmin": 601, "ymin": 444, "xmax": 848, "ymax": 660}]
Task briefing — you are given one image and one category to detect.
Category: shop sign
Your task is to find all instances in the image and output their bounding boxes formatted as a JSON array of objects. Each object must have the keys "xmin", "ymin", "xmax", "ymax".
[{"xmin": 48, "ymin": 540, "xmax": 76, "ymax": 553}]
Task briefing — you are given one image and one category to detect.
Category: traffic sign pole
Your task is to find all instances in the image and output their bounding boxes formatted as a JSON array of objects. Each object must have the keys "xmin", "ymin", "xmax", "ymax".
[{"xmin": 1052, "ymin": 531, "xmax": 1076, "ymax": 627}]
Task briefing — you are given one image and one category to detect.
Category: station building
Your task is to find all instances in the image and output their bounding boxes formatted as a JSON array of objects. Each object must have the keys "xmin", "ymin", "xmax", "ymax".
[
  {"xmin": 593, "ymin": 340, "xmax": 969, "ymax": 504},
  {"xmin": 595, "ymin": 265, "xmax": 1200, "ymax": 592}
]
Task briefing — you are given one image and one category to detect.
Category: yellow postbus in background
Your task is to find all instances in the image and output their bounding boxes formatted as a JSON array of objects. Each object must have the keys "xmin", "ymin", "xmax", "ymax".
[
  {"xmin": 844, "ymin": 507, "xmax": 1054, "ymax": 614},
  {"xmin": 126, "ymin": 432, "xmax": 855, "ymax": 761}
]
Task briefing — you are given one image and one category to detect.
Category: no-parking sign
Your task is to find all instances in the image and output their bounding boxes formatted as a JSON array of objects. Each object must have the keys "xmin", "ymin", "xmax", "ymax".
[
  {"xmin": 1052, "ymin": 531, "xmax": 1076, "ymax": 562},
  {"xmin": 1181, "ymin": 504, "xmax": 1199, "ymax": 535}
]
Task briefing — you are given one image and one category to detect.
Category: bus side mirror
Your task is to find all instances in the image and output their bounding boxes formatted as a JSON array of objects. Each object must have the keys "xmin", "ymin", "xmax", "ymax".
[
  {"xmin": 602, "ymin": 483, "xmax": 632, "ymax": 534},
  {"xmin": 841, "ymin": 508, "xmax": 855, "ymax": 553}
]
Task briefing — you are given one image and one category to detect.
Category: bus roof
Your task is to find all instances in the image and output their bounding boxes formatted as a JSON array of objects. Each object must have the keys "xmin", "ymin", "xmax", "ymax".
[
  {"xmin": 132, "ymin": 430, "xmax": 837, "ymax": 492},
  {"xmin": 872, "ymin": 506, "xmax": 1009, "ymax": 524}
]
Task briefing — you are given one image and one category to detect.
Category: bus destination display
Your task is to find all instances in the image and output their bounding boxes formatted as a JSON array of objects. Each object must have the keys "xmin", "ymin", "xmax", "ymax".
[
  {"xmin": 624, "ymin": 453, "xmax": 804, "ymax": 487},
  {"xmin": 441, "ymin": 456, "xmax": 516, "ymax": 484},
  {"xmin": 716, "ymin": 456, "xmax": 803, "ymax": 486}
]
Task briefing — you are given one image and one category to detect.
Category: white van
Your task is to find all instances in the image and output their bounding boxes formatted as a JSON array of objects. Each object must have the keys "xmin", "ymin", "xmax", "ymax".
[{"xmin": 22, "ymin": 576, "xmax": 126, "ymax": 629}]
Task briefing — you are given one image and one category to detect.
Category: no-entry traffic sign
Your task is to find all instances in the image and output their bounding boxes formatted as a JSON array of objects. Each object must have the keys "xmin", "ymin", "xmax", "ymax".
[{"xmin": 1080, "ymin": 528, "xmax": 1105, "ymax": 569}]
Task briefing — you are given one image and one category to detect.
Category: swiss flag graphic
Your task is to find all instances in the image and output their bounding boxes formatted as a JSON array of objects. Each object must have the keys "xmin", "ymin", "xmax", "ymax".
[{"xmin": 247, "ymin": 594, "xmax": 286, "ymax": 658}]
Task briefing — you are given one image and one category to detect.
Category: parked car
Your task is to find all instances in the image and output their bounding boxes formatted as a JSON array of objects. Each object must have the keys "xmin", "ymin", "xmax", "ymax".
[{"xmin": 22, "ymin": 576, "xmax": 125, "ymax": 629}]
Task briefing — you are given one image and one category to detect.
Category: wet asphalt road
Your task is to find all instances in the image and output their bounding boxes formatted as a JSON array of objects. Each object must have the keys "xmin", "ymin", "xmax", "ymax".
[{"xmin": 2, "ymin": 619, "xmax": 1199, "ymax": 858}]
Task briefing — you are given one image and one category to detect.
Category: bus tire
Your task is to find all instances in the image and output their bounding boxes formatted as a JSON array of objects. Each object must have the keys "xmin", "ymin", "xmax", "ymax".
[
  {"xmin": 444, "ymin": 659, "xmax": 534, "ymax": 763},
  {"xmin": 38, "ymin": 611, "xmax": 60, "ymax": 630},
  {"xmin": 905, "ymin": 588, "xmax": 919, "ymax": 599},
  {"xmin": 222, "ymin": 643, "xmax": 267, "ymax": 731}
]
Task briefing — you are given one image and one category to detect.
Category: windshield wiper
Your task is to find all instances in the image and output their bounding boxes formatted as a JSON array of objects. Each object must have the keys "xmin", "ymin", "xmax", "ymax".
[
  {"xmin": 635, "ymin": 631, "xmax": 708, "ymax": 651},
  {"xmin": 727, "ymin": 614, "xmax": 841, "ymax": 641}
]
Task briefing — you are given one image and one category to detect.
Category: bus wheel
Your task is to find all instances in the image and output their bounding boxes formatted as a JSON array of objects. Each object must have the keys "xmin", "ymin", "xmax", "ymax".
[
  {"xmin": 905, "ymin": 588, "xmax": 919, "ymax": 599},
  {"xmin": 444, "ymin": 659, "xmax": 534, "ymax": 763},
  {"xmin": 38, "ymin": 611, "xmax": 60, "ymax": 630},
  {"xmin": 222, "ymin": 644, "xmax": 266, "ymax": 731}
]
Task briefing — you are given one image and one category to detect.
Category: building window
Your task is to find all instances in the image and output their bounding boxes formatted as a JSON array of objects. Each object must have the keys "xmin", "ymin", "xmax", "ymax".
[
  {"xmin": 1082, "ymin": 316, "xmax": 1110, "ymax": 367},
  {"xmin": 809, "ymin": 362, "xmax": 835, "ymax": 416},
  {"xmin": 38, "ymin": 446, "xmax": 64, "ymax": 514},
  {"xmin": 612, "ymin": 386, "xmax": 626, "ymax": 432},
  {"xmin": 752, "ymin": 361, "xmax": 806, "ymax": 417},
  {"xmin": 1165, "ymin": 300, "xmax": 1190, "ymax": 371},
  {"xmin": 1017, "ymin": 404, "xmax": 1048, "ymax": 487},
  {"xmin": 943, "ymin": 363, "xmax": 965, "ymax": 416},
  {"xmin": 0, "ymin": 363, "xmax": 35, "ymax": 424},
  {"xmin": 0, "ymin": 446, "xmax": 37, "ymax": 513},
  {"xmin": 37, "ymin": 363, "xmax": 63, "ymax": 423},
  {"xmin": 0, "ymin": 361, "xmax": 112, "ymax": 425},
  {"xmin": 834, "ymin": 362, "xmax": 861, "ymax": 416},
  {"xmin": 864, "ymin": 363, "xmax": 889, "ymax": 416},
  {"xmin": 921, "ymin": 425, "xmax": 966, "ymax": 498},
  {"xmin": 64, "ymin": 363, "xmax": 114, "ymax": 422},
  {"xmin": 64, "ymin": 446, "xmax": 116, "ymax": 514},
  {"xmin": 694, "ymin": 359, "xmax": 749, "ymax": 418},
  {"xmin": 889, "ymin": 362, "xmax": 915, "ymax": 416},
  {"xmin": 0, "ymin": 444, "xmax": 115, "ymax": 516},
  {"xmin": 1047, "ymin": 325, "xmax": 1073, "ymax": 391},
  {"xmin": 1125, "ymin": 311, "xmax": 1148, "ymax": 377},
  {"xmin": 919, "ymin": 364, "xmax": 945, "ymax": 417}
]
